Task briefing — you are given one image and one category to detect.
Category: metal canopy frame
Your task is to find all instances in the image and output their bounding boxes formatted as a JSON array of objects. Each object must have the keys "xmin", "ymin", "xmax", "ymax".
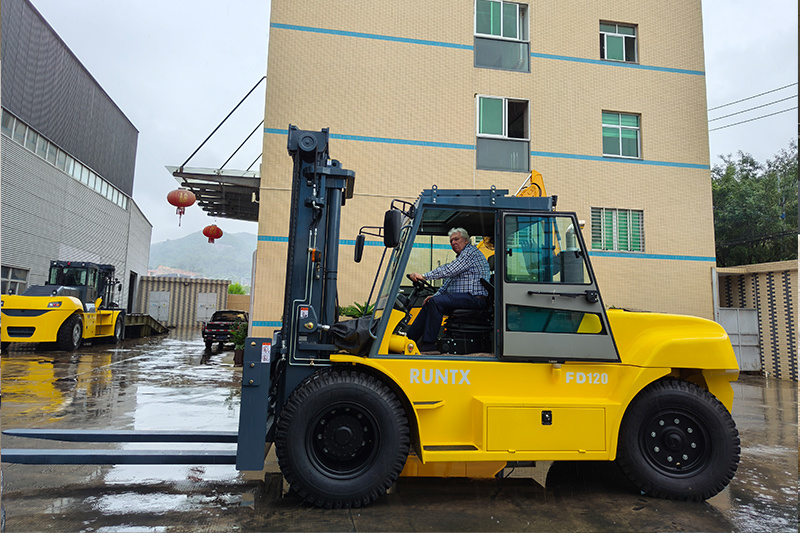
[{"xmin": 167, "ymin": 165, "xmax": 260, "ymax": 222}]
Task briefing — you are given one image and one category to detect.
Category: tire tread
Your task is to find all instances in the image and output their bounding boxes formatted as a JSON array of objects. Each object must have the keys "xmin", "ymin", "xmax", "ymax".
[
  {"xmin": 275, "ymin": 369, "xmax": 409, "ymax": 508},
  {"xmin": 617, "ymin": 378, "xmax": 740, "ymax": 501}
]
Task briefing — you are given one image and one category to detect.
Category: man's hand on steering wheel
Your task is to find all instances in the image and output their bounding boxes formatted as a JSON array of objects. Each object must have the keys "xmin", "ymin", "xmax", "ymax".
[{"xmin": 407, "ymin": 273, "xmax": 436, "ymax": 292}]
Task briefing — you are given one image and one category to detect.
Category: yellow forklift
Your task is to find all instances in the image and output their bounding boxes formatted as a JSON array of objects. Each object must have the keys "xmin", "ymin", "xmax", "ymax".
[
  {"xmin": 3, "ymin": 127, "xmax": 739, "ymax": 510},
  {"xmin": 1, "ymin": 260, "xmax": 125, "ymax": 351}
]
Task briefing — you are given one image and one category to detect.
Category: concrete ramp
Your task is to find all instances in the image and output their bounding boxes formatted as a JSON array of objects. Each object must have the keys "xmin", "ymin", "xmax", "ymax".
[{"xmin": 124, "ymin": 314, "xmax": 168, "ymax": 338}]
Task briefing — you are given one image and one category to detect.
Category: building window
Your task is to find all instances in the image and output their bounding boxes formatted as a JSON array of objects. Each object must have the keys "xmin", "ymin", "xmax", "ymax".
[
  {"xmin": 602, "ymin": 111, "xmax": 640, "ymax": 158},
  {"xmin": 1, "ymin": 111, "xmax": 129, "ymax": 211},
  {"xmin": 600, "ymin": 22, "xmax": 637, "ymax": 63},
  {"xmin": 476, "ymin": 96, "xmax": 530, "ymax": 172},
  {"xmin": 12, "ymin": 119, "xmax": 26, "ymax": 145},
  {"xmin": 591, "ymin": 207, "xmax": 644, "ymax": 252},
  {"xmin": 474, "ymin": 0, "xmax": 530, "ymax": 72},
  {"xmin": 1, "ymin": 110, "xmax": 13, "ymax": 137},
  {"xmin": 25, "ymin": 128, "xmax": 38, "ymax": 152},
  {"xmin": 46, "ymin": 143, "xmax": 58, "ymax": 165},
  {"xmin": 2, "ymin": 266, "xmax": 29, "ymax": 295},
  {"xmin": 56, "ymin": 149, "xmax": 67, "ymax": 171},
  {"xmin": 36, "ymin": 136, "xmax": 48, "ymax": 158}
]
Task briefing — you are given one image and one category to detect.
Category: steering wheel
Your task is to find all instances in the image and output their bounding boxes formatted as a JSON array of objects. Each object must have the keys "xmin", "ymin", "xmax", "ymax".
[{"xmin": 406, "ymin": 273, "xmax": 436, "ymax": 293}]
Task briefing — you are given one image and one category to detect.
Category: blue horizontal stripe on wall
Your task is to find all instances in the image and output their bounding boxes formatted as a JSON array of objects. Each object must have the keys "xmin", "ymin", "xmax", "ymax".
[
  {"xmin": 531, "ymin": 151, "xmax": 710, "ymax": 170},
  {"xmin": 270, "ymin": 23, "xmax": 472, "ymax": 50},
  {"xmin": 265, "ymin": 127, "xmax": 474, "ymax": 151},
  {"xmin": 266, "ymin": 128, "xmax": 707, "ymax": 170},
  {"xmin": 530, "ymin": 52, "xmax": 704, "ymax": 76},
  {"xmin": 270, "ymin": 23, "xmax": 704, "ymax": 77},
  {"xmin": 259, "ymin": 235, "xmax": 713, "ymax": 262},
  {"xmin": 259, "ymin": 235, "xmax": 451, "ymax": 250},
  {"xmin": 589, "ymin": 251, "xmax": 715, "ymax": 262},
  {"xmin": 332, "ymin": 132, "xmax": 474, "ymax": 151},
  {"xmin": 252, "ymin": 321, "xmax": 282, "ymax": 328}
]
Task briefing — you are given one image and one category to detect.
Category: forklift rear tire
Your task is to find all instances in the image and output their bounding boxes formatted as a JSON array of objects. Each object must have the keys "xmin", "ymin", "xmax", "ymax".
[
  {"xmin": 616, "ymin": 378, "xmax": 740, "ymax": 501},
  {"xmin": 56, "ymin": 315, "xmax": 83, "ymax": 351},
  {"xmin": 275, "ymin": 369, "xmax": 410, "ymax": 508}
]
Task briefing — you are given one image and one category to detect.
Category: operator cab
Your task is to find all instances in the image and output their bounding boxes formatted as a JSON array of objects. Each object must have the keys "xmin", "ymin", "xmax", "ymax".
[
  {"xmin": 44, "ymin": 261, "xmax": 119, "ymax": 312},
  {"xmin": 366, "ymin": 188, "xmax": 620, "ymax": 362}
]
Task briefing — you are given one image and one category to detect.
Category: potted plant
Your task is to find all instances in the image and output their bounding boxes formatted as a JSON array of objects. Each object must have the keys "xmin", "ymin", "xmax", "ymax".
[
  {"xmin": 338, "ymin": 301, "xmax": 374, "ymax": 318},
  {"xmin": 230, "ymin": 319, "xmax": 248, "ymax": 367}
]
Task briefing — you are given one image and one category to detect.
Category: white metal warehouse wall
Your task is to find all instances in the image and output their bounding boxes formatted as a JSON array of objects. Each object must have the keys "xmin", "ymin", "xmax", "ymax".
[{"xmin": 1, "ymin": 137, "xmax": 151, "ymax": 311}]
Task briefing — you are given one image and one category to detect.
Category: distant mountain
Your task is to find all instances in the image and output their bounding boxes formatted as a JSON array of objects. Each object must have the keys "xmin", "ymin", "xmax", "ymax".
[{"xmin": 149, "ymin": 231, "xmax": 257, "ymax": 285}]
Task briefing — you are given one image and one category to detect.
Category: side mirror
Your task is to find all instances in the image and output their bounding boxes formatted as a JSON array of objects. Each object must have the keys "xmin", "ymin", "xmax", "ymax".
[
  {"xmin": 354, "ymin": 234, "xmax": 366, "ymax": 263},
  {"xmin": 384, "ymin": 209, "xmax": 402, "ymax": 248}
]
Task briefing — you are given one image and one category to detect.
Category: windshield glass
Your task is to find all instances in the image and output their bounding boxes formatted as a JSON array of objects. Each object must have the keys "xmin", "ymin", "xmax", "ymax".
[
  {"xmin": 51, "ymin": 267, "xmax": 88, "ymax": 286},
  {"xmin": 371, "ymin": 205, "xmax": 497, "ymax": 319},
  {"xmin": 372, "ymin": 224, "xmax": 412, "ymax": 318}
]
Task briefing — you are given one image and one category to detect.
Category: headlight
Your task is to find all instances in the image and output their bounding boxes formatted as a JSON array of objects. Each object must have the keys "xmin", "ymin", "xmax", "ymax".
[{"xmin": 47, "ymin": 301, "xmax": 62, "ymax": 308}]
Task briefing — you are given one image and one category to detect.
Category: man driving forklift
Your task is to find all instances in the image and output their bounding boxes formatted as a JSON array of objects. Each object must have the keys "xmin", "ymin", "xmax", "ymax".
[{"xmin": 406, "ymin": 227, "xmax": 491, "ymax": 353}]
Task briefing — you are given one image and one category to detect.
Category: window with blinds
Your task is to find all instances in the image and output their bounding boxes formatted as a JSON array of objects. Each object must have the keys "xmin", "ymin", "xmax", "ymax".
[{"xmin": 591, "ymin": 207, "xmax": 644, "ymax": 252}]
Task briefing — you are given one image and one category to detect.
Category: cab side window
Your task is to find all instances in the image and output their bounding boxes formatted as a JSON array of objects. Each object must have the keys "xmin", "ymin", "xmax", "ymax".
[{"xmin": 504, "ymin": 215, "xmax": 589, "ymax": 284}]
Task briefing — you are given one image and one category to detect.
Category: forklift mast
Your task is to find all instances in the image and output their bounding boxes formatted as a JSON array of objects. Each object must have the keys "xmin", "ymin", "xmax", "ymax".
[
  {"xmin": 280, "ymin": 126, "xmax": 356, "ymax": 359},
  {"xmin": 237, "ymin": 126, "xmax": 355, "ymax": 469}
]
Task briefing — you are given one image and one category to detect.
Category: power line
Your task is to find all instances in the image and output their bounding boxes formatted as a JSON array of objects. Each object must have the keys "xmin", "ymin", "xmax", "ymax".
[
  {"xmin": 709, "ymin": 95, "xmax": 798, "ymax": 122},
  {"xmin": 708, "ymin": 106, "xmax": 798, "ymax": 132},
  {"xmin": 707, "ymin": 82, "xmax": 798, "ymax": 112},
  {"xmin": 718, "ymin": 230, "xmax": 797, "ymax": 247}
]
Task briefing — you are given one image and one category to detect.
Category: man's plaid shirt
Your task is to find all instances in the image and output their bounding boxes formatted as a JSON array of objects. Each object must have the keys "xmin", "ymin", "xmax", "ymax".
[{"xmin": 424, "ymin": 243, "xmax": 490, "ymax": 297}]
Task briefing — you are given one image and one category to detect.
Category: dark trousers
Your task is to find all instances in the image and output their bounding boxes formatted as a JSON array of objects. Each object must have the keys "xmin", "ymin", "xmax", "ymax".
[{"xmin": 406, "ymin": 292, "xmax": 488, "ymax": 347}]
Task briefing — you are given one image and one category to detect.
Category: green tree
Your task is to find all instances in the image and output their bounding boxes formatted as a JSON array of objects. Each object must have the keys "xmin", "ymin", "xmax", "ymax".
[
  {"xmin": 712, "ymin": 140, "xmax": 797, "ymax": 267},
  {"xmin": 228, "ymin": 282, "xmax": 246, "ymax": 295}
]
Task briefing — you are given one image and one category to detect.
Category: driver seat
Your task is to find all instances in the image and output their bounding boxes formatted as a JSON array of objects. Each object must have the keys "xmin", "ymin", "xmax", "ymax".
[{"xmin": 439, "ymin": 277, "xmax": 494, "ymax": 354}]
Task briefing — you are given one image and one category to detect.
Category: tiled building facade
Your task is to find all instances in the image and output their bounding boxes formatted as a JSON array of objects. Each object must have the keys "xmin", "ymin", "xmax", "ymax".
[{"xmin": 252, "ymin": 0, "xmax": 715, "ymax": 332}]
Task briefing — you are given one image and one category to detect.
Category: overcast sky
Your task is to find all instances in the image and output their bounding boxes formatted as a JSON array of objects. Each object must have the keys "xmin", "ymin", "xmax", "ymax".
[{"xmin": 28, "ymin": 0, "xmax": 799, "ymax": 244}]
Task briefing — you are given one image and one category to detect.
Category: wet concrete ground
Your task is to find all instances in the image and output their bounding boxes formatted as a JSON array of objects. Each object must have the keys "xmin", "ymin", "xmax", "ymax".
[{"xmin": 1, "ymin": 330, "xmax": 797, "ymax": 532}]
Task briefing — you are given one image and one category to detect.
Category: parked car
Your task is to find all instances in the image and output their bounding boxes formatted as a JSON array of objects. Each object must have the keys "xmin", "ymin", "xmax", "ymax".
[{"xmin": 201, "ymin": 310, "xmax": 249, "ymax": 350}]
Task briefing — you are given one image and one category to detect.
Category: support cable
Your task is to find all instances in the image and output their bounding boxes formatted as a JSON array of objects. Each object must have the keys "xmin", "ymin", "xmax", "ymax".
[
  {"xmin": 220, "ymin": 120, "xmax": 264, "ymax": 169},
  {"xmin": 179, "ymin": 76, "xmax": 266, "ymax": 171},
  {"xmin": 246, "ymin": 153, "xmax": 263, "ymax": 172}
]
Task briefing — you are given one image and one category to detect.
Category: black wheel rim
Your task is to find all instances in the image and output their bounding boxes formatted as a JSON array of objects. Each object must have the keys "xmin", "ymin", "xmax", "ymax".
[
  {"xmin": 306, "ymin": 401, "xmax": 380, "ymax": 479},
  {"xmin": 639, "ymin": 408, "xmax": 710, "ymax": 477}
]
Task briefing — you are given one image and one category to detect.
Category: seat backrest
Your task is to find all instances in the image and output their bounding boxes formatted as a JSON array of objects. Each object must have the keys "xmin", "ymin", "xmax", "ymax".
[{"xmin": 480, "ymin": 275, "xmax": 495, "ymax": 300}]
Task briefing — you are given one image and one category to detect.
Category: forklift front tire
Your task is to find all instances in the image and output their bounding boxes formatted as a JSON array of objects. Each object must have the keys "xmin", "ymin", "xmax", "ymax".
[
  {"xmin": 275, "ymin": 369, "xmax": 410, "ymax": 508},
  {"xmin": 616, "ymin": 378, "xmax": 740, "ymax": 501},
  {"xmin": 56, "ymin": 315, "xmax": 83, "ymax": 351}
]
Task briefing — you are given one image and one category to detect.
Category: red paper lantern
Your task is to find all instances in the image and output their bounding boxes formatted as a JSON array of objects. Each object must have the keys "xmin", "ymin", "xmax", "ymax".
[
  {"xmin": 167, "ymin": 188, "xmax": 196, "ymax": 226},
  {"xmin": 203, "ymin": 224, "xmax": 223, "ymax": 243}
]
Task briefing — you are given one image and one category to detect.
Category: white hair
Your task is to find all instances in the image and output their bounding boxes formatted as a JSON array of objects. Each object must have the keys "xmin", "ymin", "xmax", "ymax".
[{"xmin": 448, "ymin": 227, "xmax": 469, "ymax": 240}]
